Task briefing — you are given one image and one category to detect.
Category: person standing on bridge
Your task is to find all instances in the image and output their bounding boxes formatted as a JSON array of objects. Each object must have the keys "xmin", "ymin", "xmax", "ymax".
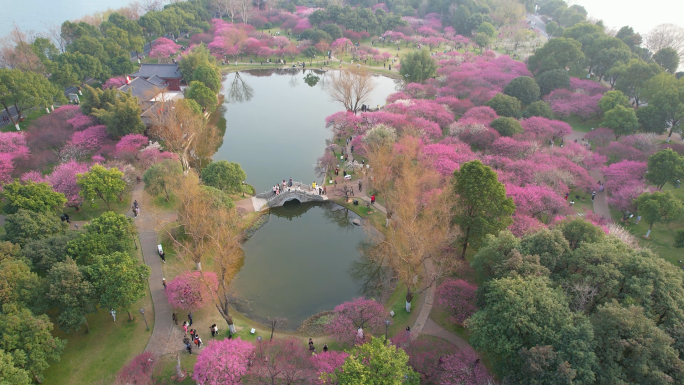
[{"xmin": 289, "ymin": 177, "xmax": 293, "ymax": 187}]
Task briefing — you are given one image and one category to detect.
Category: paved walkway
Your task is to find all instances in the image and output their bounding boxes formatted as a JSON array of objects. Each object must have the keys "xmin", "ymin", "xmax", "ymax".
[
  {"xmin": 563, "ymin": 131, "xmax": 612, "ymax": 222},
  {"xmin": 423, "ymin": 318, "xmax": 477, "ymax": 355},
  {"xmin": 126, "ymin": 184, "xmax": 185, "ymax": 356}
]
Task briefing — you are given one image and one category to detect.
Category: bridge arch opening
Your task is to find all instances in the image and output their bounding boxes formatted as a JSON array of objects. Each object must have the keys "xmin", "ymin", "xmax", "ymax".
[{"xmin": 282, "ymin": 198, "xmax": 302, "ymax": 208}]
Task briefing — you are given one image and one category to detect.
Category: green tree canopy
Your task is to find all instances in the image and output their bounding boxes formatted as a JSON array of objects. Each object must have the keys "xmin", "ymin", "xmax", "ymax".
[
  {"xmin": 477, "ymin": 21, "xmax": 496, "ymax": 37},
  {"xmin": 323, "ymin": 337, "xmax": 419, "ymax": 385},
  {"xmin": 637, "ymin": 104, "xmax": 668, "ymax": 134},
  {"xmin": 645, "ymin": 149, "xmax": 684, "ymax": 190},
  {"xmin": 523, "ymin": 100, "xmax": 555, "ymax": 119},
  {"xmin": 399, "ymin": 49, "xmax": 437, "ymax": 83},
  {"xmin": 85, "ymin": 251, "xmax": 150, "ymax": 321},
  {"xmin": 486, "ymin": 93, "xmax": 522, "ymax": 118},
  {"xmin": 0, "ymin": 349, "xmax": 31, "ymax": 385},
  {"xmin": 2, "ymin": 209, "xmax": 67, "ymax": 246},
  {"xmin": 615, "ymin": 58, "xmax": 661, "ymax": 107},
  {"xmin": 527, "ymin": 38, "xmax": 584, "ymax": 74},
  {"xmin": 54, "ymin": 52, "xmax": 103, "ymax": 86},
  {"xmin": 653, "ymin": 47, "xmax": 680, "ymax": 74},
  {"xmin": 600, "ymin": 105, "xmax": 638, "ymax": 140},
  {"xmin": 23, "ymin": 233, "xmax": 78, "ymax": 274},
  {"xmin": 201, "ymin": 160, "xmax": 247, "ymax": 194},
  {"xmin": 490, "ymin": 117, "xmax": 524, "ymax": 137},
  {"xmin": 1, "ymin": 181, "xmax": 66, "ymax": 214},
  {"xmin": 0, "ymin": 68, "xmax": 66, "ymax": 128},
  {"xmin": 76, "ymin": 165, "xmax": 126, "ymax": 211},
  {"xmin": 536, "ymin": 68, "xmax": 571, "ymax": 96},
  {"xmin": 0, "ymin": 303, "xmax": 66, "ymax": 383},
  {"xmin": 91, "ymin": 90, "xmax": 145, "ymax": 138},
  {"xmin": 504, "ymin": 76, "xmax": 540, "ymax": 105},
  {"xmin": 322, "ymin": 24, "xmax": 343, "ymax": 40},
  {"xmin": 46, "ymin": 258, "xmax": 98, "ymax": 333},
  {"xmin": 451, "ymin": 160, "xmax": 515, "ymax": 258},
  {"xmin": 179, "ymin": 45, "xmax": 216, "ymax": 82},
  {"xmin": 635, "ymin": 191, "xmax": 684, "ymax": 236},
  {"xmin": 186, "ymin": 80, "xmax": 218, "ymax": 113},
  {"xmin": 473, "ymin": 32, "xmax": 491, "ymax": 53},
  {"xmin": 0, "ymin": 259, "xmax": 43, "ymax": 312},
  {"xmin": 143, "ymin": 159, "xmax": 182, "ymax": 201},
  {"xmin": 80, "ymin": 84, "xmax": 118, "ymax": 115},
  {"xmin": 591, "ymin": 302, "xmax": 684, "ymax": 384},
  {"xmin": 468, "ymin": 276, "xmax": 596, "ymax": 382},
  {"xmin": 598, "ymin": 90, "xmax": 630, "ymax": 113},
  {"xmin": 193, "ymin": 63, "xmax": 222, "ymax": 93}
]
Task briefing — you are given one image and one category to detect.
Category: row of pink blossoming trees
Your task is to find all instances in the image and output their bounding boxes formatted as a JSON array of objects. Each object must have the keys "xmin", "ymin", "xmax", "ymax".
[{"xmin": 4, "ymin": 105, "xmax": 176, "ymax": 210}]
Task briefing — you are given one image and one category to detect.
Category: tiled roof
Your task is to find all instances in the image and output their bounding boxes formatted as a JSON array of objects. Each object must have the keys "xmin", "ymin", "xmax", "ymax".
[
  {"xmin": 147, "ymin": 74, "xmax": 166, "ymax": 86},
  {"xmin": 131, "ymin": 63, "xmax": 183, "ymax": 79},
  {"xmin": 119, "ymin": 77, "xmax": 166, "ymax": 100}
]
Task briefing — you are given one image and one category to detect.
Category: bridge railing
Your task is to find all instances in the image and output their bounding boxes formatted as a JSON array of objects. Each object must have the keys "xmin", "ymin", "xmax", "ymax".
[{"xmin": 255, "ymin": 181, "xmax": 319, "ymax": 202}]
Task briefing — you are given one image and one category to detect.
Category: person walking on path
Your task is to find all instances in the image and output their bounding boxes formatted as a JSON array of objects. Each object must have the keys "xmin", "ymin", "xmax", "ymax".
[
  {"xmin": 183, "ymin": 321, "xmax": 188, "ymax": 335},
  {"xmin": 162, "ymin": 278, "xmax": 167, "ymax": 290},
  {"xmin": 188, "ymin": 312, "xmax": 193, "ymax": 326},
  {"xmin": 371, "ymin": 194, "xmax": 376, "ymax": 205},
  {"xmin": 185, "ymin": 341, "xmax": 192, "ymax": 354},
  {"xmin": 172, "ymin": 312, "xmax": 177, "ymax": 325},
  {"xmin": 110, "ymin": 309, "xmax": 116, "ymax": 321},
  {"xmin": 210, "ymin": 324, "xmax": 218, "ymax": 337},
  {"xmin": 358, "ymin": 179, "xmax": 362, "ymax": 192},
  {"xmin": 323, "ymin": 186, "xmax": 327, "ymax": 195},
  {"xmin": 591, "ymin": 190, "xmax": 596, "ymax": 202}
]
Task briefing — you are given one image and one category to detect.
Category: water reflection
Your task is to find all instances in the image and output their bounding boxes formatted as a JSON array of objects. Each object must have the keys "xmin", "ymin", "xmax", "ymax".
[
  {"xmin": 226, "ymin": 72, "xmax": 254, "ymax": 103},
  {"xmin": 229, "ymin": 202, "xmax": 379, "ymax": 328}
]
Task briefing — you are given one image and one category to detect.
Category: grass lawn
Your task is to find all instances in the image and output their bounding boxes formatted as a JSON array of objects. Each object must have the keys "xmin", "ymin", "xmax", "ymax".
[
  {"xmin": 2, "ymin": 108, "xmax": 49, "ymax": 132},
  {"xmin": 62, "ymin": 190, "xmax": 133, "ymax": 221},
  {"xmin": 610, "ymin": 183, "xmax": 684, "ymax": 266},
  {"xmin": 568, "ymin": 188, "xmax": 593, "ymax": 215},
  {"xmin": 42, "ymin": 236, "xmax": 154, "ymax": 384},
  {"xmin": 564, "ymin": 115, "xmax": 601, "ymax": 133}
]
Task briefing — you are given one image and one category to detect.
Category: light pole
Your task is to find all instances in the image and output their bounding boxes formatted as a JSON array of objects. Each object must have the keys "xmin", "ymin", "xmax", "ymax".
[
  {"xmin": 140, "ymin": 308, "xmax": 149, "ymax": 331},
  {"xmin": 385, "ymin": 319, "xmax": 391, "ymax": 343}
]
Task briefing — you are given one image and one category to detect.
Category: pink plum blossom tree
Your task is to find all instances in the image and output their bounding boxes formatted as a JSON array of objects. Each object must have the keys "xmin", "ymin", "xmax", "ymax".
[
  {"xmin": 149, "ymin": 37, "xmax": 181, "ymax": 58},
  {"xmin": 520, "ymin": 117, "xmax": 572, "ymax": 141},
  {"xmin": 324, "ymin": 298, "xmax": 386, "ymax": 347},
  {"xmin": 436, "ymin": 279, "xmax": 477, "ymax": 325},
  {"xmin": 114, "ymin": 134, "xmax": 149, "ymax": 159},
  {"xmin": 166, "ymin": 271, "xmax": 218, "ymax": 311},
  {"xmin": 249, "ymin": 337, "xmax": 312, "ymax": 384},
  {"xmin": 103, "ymin": 77, "xmax": 126, "ymax": 89},
  {"xmin": 66, "ymin": 113, "xmax": 98, "ymax": 130},
  {"xmin": 193, "ymin": 338, "xmax": 254, "ymax": 385},
  {"xmin": 311, "ymin": 351, "xmax": 348, "ymax": 384},
  {"xmin": 48, "ymin": 161, "xmax": 90, "ymax": 209},
  {"xmin": 438, "ymin": 350, "xmax": 493, "ymax": 385}
]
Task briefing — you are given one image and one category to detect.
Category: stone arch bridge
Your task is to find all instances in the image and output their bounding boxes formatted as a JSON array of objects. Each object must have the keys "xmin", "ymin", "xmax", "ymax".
[{"xmin": 251, "ymin": 182, "xmax": 328, "ymax": 211}]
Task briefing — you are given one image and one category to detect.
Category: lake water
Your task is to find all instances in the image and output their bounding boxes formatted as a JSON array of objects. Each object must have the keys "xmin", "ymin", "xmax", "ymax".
[
  {"xmin": 217, "ymin": 69, "xmax": 396, "ymax": 328},
  {"xmin": 1, "ymin": 0, "xmax": 133, "ymax": 38},
  {"xmin": 215, "ymin": 68, "xmax": 399, "ymax": 193},
  {"xmin": 229, "ymin": 202, "xmax": 374, "ymax": 328}
]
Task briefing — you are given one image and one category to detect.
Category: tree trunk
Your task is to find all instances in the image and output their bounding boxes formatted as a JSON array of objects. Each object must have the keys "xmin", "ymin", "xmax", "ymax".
[
  {"xmin": 196, "ymin": 261, "xmax": 202, "ymax": 270},
  {"xmin": 405, "ymin": 288, "xmax": 413, "ymax": 312},
  {"xmin": 461, "ymin": 225, "xmax": 471, "ymax": 259},
  {"xmin": 176, "ymin": 353, "xmax": 185, "ymax": 378},
  {"xmin": 84, "ymin": 321, "xmax": 90, "ymax": 333},
  {"xmin": 128, "ymin": 310, "xmax": 133, "ymax": 321}
]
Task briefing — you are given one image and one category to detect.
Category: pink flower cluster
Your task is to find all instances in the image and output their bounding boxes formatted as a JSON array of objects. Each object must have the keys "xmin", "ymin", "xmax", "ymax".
[
  {"xmin": 149, "ymin": 37, "xmax": 181, "ymax": 58},
  {"xmin": 66, "ymin": 113, "xmax": 98, "ymax": 130},
  {"xmin": 544, "ymin": 89, "xmax": 602, "ymax": 121}
]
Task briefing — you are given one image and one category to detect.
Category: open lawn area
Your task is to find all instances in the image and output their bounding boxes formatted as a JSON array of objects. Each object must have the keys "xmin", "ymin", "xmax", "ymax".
[
  {"xmin": 564, "ymin": 115, "xmax": 602, "ymax": 133},
  {"xmin": 42, "ymin": 237, "xmax": 154, "ymax": 384},
  {"xmin": 62, "ymin": 190, "xmax": 133, "ymax": 221}
]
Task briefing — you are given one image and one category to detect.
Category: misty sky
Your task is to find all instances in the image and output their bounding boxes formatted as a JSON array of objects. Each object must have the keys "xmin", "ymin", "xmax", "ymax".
[{"xmin": 569, "ymin": 0, "xmax": 684, "ymax": 35}]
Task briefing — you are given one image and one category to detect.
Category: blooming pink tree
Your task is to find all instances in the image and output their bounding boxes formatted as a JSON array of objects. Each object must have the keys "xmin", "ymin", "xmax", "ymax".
[
  {"xmin": 0, "ymin": 131, "xmax": 30, "ymax": 169},
  {"xmin": 544, "ymin": 89, "xmax": 602, "ymax": 121},
  {"xmin": 67, "ymin": 125, "xmax": 107, "ymax": 153},
  {"xmin": 331, "ymin": 38, "xmax": 353, "ymax": 54},
  {"xmin": 250, "ymin": 337, "xmax": 312, "ymax": 384},
  {"xmin": 52, "ymin": 105, "xmax": 81, "ymax": 119},
  {"xmin": 166, "ymin": 271, "xmax": 218, "ymax": 311},
  {"xmin": 114, "ymin": 352, "xmax": 157, "ymax": 385},
  {"xmin": 438, "ymin": 350, "xmax": 493, "ymax": 385},
  {"xmin": 48, "ymin": 161, "xmax": 90, "ymax": 209},
  {"xmin": 193, "ymin": 338, "xmax": 254, "ymax": 385},
  {"xmin": 0, "ymin": 153, "xmax": 15, "ymax": 184},
  {"xmin": 293, "ymin": 19, "xmax": 312, "ymax": 34},
  {"xmin": 139, "ymin": 147, "xmax": 178, "ymax": 168},
  {"xmin": 436, "ymin": 279, "xmax": 477, "ymax": 325},
  {"xmin": 103, "ymin": 77, "xmax": 126, "ymax": 89},
  {"xmin": 324, "ymin": 298, "xmax": 386, "ymax": 347},
  {"xmin": 20, "ymin": 170, "xmax": 47, "ymax": 184},
  {"xmin": 149, "ymin": 37, "xmax": 181, "ymax": 58},
  {"xmin": 520, "ymin": 117, "xmax": 571, "ymax": 141},
  {"xmin": 114, "ymin": 134, "xmax": 149, "ymax": 159},
  {"xmin": 402, "ymin": 336, "xmax": 455, "ymax": 384},
  {"xmin": 506, "ymin": 184, "xmax": 567, "ymax": 221},
  {"xmin": 311, "ymin": 351, "xmax": 348, "ymax": 384},
  {"xmin": 509, "ymin": 214, "xmax": 545, "ymax": 237},
  {"xmin": 66, "ymin": 113, "xmax": 98, "ymax": 130}
]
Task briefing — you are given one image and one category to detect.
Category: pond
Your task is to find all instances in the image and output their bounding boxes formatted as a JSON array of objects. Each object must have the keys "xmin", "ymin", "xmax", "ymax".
[
  {"xmin": 214, "ymin": 68, "xmax": 399, "ymax": 193},
  {"xmin": 229, "ymin": 201, "xmax": 384, "ymax": 328},
  {"xmin": 216, "ymin": 69, "xmax": 397, "ymax": 328}
]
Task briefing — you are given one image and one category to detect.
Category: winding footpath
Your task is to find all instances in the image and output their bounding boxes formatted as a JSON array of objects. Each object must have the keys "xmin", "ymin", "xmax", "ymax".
[{"xmin": 126, "ymin": 184, "xmax": 184, "ymax": 356}]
